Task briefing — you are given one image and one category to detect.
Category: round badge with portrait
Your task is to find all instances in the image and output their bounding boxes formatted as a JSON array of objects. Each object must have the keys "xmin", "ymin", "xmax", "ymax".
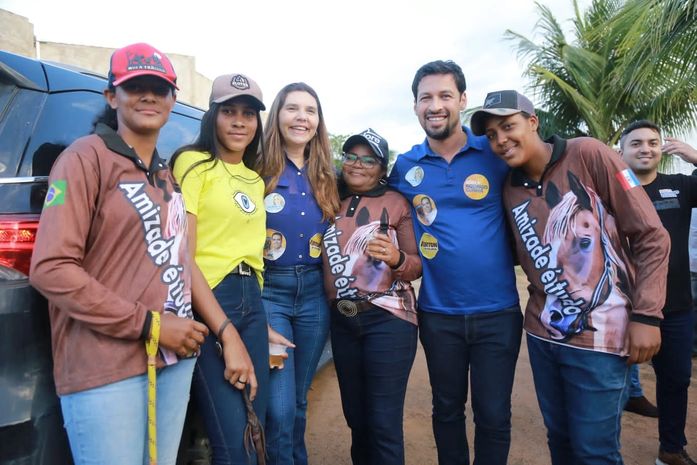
[
  {"xmin": 405, "ymin": 166, "xmax": 425, "ymax": 187},
  {"xmin": 264, "ymin": 229, "xmax": 286, "ymax": 261},
  {"xmin": 463, "ymin": 174, "xmax": 490, "ymax": 200},
  {"xmin": 264, "ymin": 193, "xmax": 285, "ymax": 213},
  {"xmin": 412, "ymin": 194, "xmax": 437, "ymax": 226},
  {"xmin": 419, "ymin": 233, "xmax": 439, "ymax": 259}
]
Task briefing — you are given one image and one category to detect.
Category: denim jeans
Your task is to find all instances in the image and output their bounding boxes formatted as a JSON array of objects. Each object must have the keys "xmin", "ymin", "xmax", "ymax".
[
  {"xmin": 262, "ymin": 265, "xmax": 330, "ymax": 465},
  {"xmin": 419, "ymin": 307, "xmax": 523, "ymax": 465},
  {"xmin": 527, "ymin": 334, "xmax": 629, "ymax": 465},
  {"xmin": 192, "ymin": 273, "xmax": 269, "ymax": 465},
  {"xmin": 331, "ymin": 304, "xmax": 418, "ymax": 465},
  {"xmin": 60, "ymin": 357, "xmax": 195, "ymax": 465},
  {"xmin": 651, "ymin": 309, "xmax": 695, "ymax": 453},
  {"xmin": 691, "ymin": 272, "xmax": 697, "ymax": 355},
  {"xmin": 627, "ymin": 364, "xmax": 643, "ymax": 398}
]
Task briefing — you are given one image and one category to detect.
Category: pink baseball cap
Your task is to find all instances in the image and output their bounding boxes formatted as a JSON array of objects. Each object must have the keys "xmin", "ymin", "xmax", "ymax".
[{"xmin": 108, "ymin": 43, "xmax": 178, "ymax": 89}]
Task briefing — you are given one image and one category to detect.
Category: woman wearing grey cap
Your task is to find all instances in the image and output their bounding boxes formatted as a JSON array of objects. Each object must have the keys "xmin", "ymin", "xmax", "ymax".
[
  {"xmin": 321, "ymin": 129, "xmax": 422, "ymax": 465},
  {"xmin": 171, "ymin": 73, "xmax": 291, "ymax": 465}
]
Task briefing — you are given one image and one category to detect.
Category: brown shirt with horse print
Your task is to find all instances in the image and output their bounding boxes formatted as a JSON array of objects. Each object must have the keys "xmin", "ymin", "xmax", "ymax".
[
  {"xmin": 503, "ymin": 136, "xmax": 669, "ymax": 356},
  {"xmin": 321, "ymin": 183, "xmax": 422, "ymax": 325}
]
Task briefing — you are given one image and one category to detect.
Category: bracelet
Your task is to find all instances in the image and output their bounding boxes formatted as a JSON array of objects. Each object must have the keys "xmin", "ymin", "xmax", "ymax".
[
  {"xmin": 389, "ymin": 250, "xmax": 406, "ymax": 269},
  {"xmin": 217, "ymin": 318, "xmax": 232, "ymax": 341}
]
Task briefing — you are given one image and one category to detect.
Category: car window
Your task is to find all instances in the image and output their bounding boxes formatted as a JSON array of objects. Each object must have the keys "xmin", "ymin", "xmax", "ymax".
[
  {"xmin": 20, "ymin": 90, "xmax": 105, "ymax": 176},
  {"xmin": 158, "ymin": 111, "xmax": 200, "ymax": 162},
  {"xmin": 0, "ymin": 83, "xmax": 45, "ymax": 177},
  {"xmin": 18, "ymin": 93, "xmax": 201, "ymax": 175}
]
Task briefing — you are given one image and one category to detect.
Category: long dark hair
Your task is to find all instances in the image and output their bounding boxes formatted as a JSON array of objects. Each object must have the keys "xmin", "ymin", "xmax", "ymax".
[
  {"xmin": 170, "ymin": 97, "xmax": 265, "ymax": 185},
  {"xmin": 257, "ymin": 82, "xmax": 339, "ymax": 222}
]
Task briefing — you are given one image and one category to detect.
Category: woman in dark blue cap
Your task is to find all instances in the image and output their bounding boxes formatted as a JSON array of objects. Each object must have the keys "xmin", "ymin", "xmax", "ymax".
[{"xmin": 321, "ymin": 128, "xmax": 422, "ymax": 465}]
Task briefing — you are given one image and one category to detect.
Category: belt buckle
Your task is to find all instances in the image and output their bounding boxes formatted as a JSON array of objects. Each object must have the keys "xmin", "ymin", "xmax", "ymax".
[
  {"xmin": 337, "ymin": 300, "xmax": 359, "ymax": 317},
  {"xmin": 238, "ymin": 262, "xmax": 252, "ymax": 276}
]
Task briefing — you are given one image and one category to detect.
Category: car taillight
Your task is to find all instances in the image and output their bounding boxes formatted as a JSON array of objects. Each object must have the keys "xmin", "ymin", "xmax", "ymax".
[{"xmin": 0, "ymin": 215, "xmax": 40, "ymax": 279}]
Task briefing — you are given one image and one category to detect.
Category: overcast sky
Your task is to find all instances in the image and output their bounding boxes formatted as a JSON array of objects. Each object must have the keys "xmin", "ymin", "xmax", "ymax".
[{"xmin": 3, "ymin": 0, "xmax": 695, "ymax": 157}]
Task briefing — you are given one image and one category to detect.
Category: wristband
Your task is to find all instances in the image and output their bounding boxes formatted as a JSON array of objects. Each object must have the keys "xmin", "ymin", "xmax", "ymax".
[
  {"xmin": 215, "ymin": 318, "xmax": 232, "ymax": 358},
  {"xmin": 389, "ymin": 250, "xmax": 406, "ymax": 270},
  {"xmin": 217, "ymin": 318, "xmax": 232, "ymax": 341}
]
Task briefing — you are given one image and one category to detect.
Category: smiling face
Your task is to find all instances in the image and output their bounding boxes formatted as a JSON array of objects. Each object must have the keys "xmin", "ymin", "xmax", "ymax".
[
  {"xmin": 483, "ymin": 112, "xmax": 540, "ymax": 169},
  {"xmin": 420, "ymin": 196, "xmax": 433, "ymax": 213},
  {"xmin": 271, "ymin": 233, "xmax": 283, "ymax": 250},
  {"xmin": 215, "ymin": 98, "xmax": 259, "ymax": 161},
  {"xmin": 278, "ymin": 90, "xmax": 319, "ymax": 152},
  {"xmin": 342, "ymin": 143, "xmax": 385, "ymax": 193},
  {"xmin": 414, "ymin": 73, "xmax": 467, "ymax": 141},
  {"xmin": 106, "ymin": 75, "xmax": 175, "ymax": 136},
  {"xmin": 620, "ymin": 127, "xmax": 662, "ymax": 176}
]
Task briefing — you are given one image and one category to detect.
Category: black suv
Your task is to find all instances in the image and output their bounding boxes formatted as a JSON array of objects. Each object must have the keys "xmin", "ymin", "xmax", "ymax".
[{"xmin": 0, "ymin": 50, "xmax": 206, "ymax": 464}]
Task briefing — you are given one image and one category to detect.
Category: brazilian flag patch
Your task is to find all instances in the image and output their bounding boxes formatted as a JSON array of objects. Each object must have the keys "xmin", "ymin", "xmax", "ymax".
[{"xmin": 44, "ymin": 180, "xmax": 66, "ymax": 208}]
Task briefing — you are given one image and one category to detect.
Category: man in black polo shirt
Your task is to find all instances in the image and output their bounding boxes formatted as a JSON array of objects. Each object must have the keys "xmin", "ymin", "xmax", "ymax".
[{"xmin": 620, "ymin": 120, "xmax": 697, "ymax": 465}]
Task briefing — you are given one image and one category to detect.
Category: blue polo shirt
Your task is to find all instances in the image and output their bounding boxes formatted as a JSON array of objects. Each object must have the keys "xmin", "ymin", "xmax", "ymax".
[
  {"xmin": 263, "ymin": 158, "xmax": 328, "ymax": 267},
  {"xmin": 388, "ymin": 126, "xmax": 518, "ymax": 314}
]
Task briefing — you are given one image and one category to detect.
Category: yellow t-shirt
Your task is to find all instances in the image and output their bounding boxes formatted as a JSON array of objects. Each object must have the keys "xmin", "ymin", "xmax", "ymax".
[{"xmin": 173, "ymin": 150, "xmax": 265, "ymax": 288}]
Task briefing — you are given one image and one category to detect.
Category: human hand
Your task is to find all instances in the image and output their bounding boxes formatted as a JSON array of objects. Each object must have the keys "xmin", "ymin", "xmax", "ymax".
[
  {"xmin": 366, "ymin": 234, "xmax": 399, "ymax": 267},
  {"xmin": 158, "ymin": 312, "xmax": 208, "ymax": 358},
  {"xmin": 268, "ymin": 325, "xmax": 295, "ymax": 354},
  {"xmin": 626, "ymin": 321, "xmax": 661, "ymax": 364},
  {"xmin": 219, "ymin": 327, "xmax": 258, "ymax": 400},
  {"xmin": 662, "ymin": 137, "xmax": 697, "ymax": 164}
]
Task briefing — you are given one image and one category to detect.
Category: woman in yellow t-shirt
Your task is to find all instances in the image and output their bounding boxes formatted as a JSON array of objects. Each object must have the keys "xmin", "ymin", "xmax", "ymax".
[{"xmin": 171, "ymin": 73, "xmax": 291, "ymax": 465}]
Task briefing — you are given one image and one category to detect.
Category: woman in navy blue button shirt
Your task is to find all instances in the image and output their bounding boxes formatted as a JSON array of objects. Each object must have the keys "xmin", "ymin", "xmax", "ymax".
[{"xmin": 256, "ymin": 82, "xmax": 339, "ymax": 465}]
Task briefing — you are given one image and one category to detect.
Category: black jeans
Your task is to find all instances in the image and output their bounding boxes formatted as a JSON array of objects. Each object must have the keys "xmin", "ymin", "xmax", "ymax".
[
  {"xmin": 330, "ymin": 305, "xmax": 418, "ymax": 465},
  {"xmin": 419, "ymin": 307, "xmax": 523, "ymax": 465}
]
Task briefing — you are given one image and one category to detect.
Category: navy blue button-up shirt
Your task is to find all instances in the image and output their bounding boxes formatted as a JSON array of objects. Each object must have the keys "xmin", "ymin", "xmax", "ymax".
[{"xmin": 263, "ymin": 159, "xmax": 328, "ymax": 267}]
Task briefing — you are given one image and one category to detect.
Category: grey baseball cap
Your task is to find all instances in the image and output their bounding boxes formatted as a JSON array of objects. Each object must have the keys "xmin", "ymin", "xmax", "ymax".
[{"xmin": 470, "ymin": 90, "xmax": 535, "ymax": 135}]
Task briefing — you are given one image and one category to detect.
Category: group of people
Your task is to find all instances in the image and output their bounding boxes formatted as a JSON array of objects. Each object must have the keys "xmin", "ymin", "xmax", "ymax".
[{"xmin": 27, "ymin": 41, "xmax": 695, "ymax": 465}]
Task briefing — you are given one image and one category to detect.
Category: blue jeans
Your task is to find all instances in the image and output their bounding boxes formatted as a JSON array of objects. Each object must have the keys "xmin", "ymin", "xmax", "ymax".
[
  {"xmin": 527, "ymin": 334, "xmax": 629, "ymax": 465},
  {"xmin": 192, "ymin": 273, "xmax": 269, "ymax": 465},
  {"xmin": 652, "ymin": 309, "xmax": 694, "ymax": 453},
  {"xmin": 419, "ymin": 307, "xmax": 523, "ymax": 465},
  {"xmin": 691, "ymin": 272, "xmax": 697, "ymax": 355},
  {"xmin": 627, "ymin": 364, "xmax": 643, "ymax": 398},
  {"xmin": 262, "ymin": 265, "xmax": 330, "ymax": 465},
  {"xmin": 331, "ymin": 304, "xmax": 418, "ymax": 465},
  {"xmin": 60, "ymin": 357, "xmax": 195, "ymax": 465}
]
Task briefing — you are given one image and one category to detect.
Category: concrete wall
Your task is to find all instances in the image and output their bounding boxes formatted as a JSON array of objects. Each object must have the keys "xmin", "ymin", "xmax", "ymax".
[
  {"xmin": 0, "ymin": 9, "xmax": 35, "ymax": 57},
  {"xmin": 0, "ymin": 8, "xmax": 210, "ymax": 109}
]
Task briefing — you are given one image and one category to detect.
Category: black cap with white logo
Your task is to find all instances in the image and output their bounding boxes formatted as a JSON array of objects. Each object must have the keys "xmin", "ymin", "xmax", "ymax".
[
  {"xmin": 342, "ymin": 128, "xmax": 390, "ymax": 167},
  {"xmin": 470, "ymin": 90, "xmax": 535, "ymax": 136}
]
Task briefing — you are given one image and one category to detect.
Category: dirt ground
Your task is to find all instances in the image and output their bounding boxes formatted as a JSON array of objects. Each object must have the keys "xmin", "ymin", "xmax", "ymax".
[{"xmin": 305, "ymin": 271, "xmax": 697, "ymax": 465}]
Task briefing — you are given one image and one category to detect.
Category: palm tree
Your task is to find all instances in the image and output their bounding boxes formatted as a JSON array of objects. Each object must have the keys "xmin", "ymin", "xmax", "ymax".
[{"xmin": 505, "ymin": 0, "xmax": 697, "ymax": 146}]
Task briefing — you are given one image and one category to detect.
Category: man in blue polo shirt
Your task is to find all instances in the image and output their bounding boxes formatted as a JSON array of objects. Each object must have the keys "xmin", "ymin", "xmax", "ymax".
[{"xmin": 388, "ymin": 60, "xmax": 521, "ymax": 465}]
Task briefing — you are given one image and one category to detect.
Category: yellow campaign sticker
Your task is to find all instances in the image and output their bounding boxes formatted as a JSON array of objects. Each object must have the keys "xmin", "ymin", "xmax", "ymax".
[
  {"xmin": 419, "ymin": 233, "xmax": 439, "ymax": 259},
  {"xmin": 309, "ymin": 233, "xmax": 322, "ymax": 258},
  {"xmin": 463, "ymin": 174, "xmax": 490, "ymax": 200}
]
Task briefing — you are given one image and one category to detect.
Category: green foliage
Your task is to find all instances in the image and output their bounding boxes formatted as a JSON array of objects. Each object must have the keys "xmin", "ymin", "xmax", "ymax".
[
  {"xmin": 506, "ymin": 0, "xmax": 697, "ymax": 145},
  {"xmin": 329, "ymin": 133, "xmax": 350, "ymax": 171}
]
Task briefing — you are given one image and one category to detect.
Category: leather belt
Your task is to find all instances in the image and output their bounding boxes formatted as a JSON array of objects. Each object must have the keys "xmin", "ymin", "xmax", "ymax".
[
  {"xmin": 230, "ymin": 262, "xmax": 253, "ymax": 276},
  {"xmin": 332, "ymin": 299, "xmax": 374, "ymax": 317}
]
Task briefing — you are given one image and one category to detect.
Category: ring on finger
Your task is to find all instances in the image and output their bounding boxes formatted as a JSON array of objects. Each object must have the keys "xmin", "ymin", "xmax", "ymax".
[{"xmin": 236, "ymin": 379, "xmax": 247, "ymax": 385}]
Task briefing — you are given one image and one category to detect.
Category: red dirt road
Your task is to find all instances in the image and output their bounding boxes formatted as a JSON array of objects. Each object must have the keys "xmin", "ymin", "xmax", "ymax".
[{"xmin": 305, "ymin": 273, "xmax": 697, "ymax": 465}]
